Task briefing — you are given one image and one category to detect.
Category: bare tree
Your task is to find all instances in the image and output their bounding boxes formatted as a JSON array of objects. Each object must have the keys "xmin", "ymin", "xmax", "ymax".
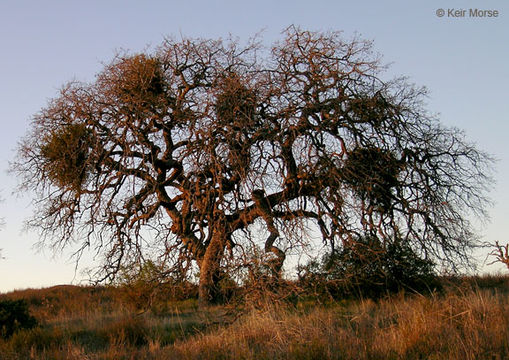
[
  {"xmin": 12, "ymin": 27, "xmax": 493, "ymax": 304},
  {"xmin": 488, "ymin": 241, "xmax": 509, "ymax": 269}
]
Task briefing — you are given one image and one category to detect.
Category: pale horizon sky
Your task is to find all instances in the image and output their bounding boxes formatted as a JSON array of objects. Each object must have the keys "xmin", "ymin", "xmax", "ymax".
[{"xmin": 1, "ymin": 0, "xmax": 508, "ymax": 292}]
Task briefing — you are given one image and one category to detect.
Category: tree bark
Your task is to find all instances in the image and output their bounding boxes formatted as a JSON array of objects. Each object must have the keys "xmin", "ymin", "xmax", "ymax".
[{"xmin": 198, "ymin": 233, "xmax": 225, "ymax": 306}]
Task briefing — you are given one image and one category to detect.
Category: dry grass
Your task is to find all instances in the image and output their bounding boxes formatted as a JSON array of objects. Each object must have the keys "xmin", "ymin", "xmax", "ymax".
[
  {"xmin": 169, "ymin": 288, "xmax": 509, "ymax": 359},
  {"xmin": 1, "ymin": 276, "xmax": 509, "ymax": 359}
]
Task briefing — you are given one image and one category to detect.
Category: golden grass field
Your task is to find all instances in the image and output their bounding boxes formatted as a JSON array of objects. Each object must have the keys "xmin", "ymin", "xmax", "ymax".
[{"xmin": 1, "ymin": 275, "xmax": 509, "ymax": 359}]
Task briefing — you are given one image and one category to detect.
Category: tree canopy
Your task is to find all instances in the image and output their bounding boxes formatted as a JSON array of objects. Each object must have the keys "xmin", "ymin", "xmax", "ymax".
[{"xmin": 13, "ymin": 27, "xmax": 492, "ymax": 303}]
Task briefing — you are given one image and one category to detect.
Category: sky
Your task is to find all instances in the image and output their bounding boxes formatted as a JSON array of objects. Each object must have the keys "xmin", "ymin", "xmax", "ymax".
[{"xmin": 0, "ymin": 0, "xmax": 508, "ymax": 292}]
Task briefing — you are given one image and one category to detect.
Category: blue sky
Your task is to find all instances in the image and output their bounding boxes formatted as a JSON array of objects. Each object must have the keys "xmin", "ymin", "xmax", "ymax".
[{"xmin": 0, "ymin": 0, "xmax": 507, "ymax": 292}]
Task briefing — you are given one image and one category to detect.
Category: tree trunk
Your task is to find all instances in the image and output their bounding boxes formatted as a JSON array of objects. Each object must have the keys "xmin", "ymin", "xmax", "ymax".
[{"xmin": 198, "ymin": 233, "xmax": 225, "ymax": 306}]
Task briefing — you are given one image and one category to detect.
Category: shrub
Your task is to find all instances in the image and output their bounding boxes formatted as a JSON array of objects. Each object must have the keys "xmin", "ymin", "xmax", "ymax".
[
  {"xmin": 301, "ymin": 236, "xmax": 440, "ymax": 299},
  {"xmin": 0, "ymin": 299, "xmax": 37, "ymax": 338},
  {"xmin": 8, "ymin": 326, "xmax": 64, "ymax": 352},
  {"xmin": 115, "ymin": 260, "xmax": 199, "ymax": 312}
]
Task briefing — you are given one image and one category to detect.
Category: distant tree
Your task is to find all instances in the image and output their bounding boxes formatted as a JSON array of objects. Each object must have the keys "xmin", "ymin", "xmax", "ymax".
[
  {"xmin": 12, "ymin": 27, "xmax": 492, "ymax": 304},
  {"xmin": 488, "ymin": 241, "xmax": 509, "ymax": 269}
]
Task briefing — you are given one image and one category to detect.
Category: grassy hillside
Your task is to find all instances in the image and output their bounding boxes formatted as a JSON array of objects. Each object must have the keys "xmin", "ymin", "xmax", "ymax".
[{"xmin": 1, "ymin": 276, "xmax": 509, "ymax": 359}]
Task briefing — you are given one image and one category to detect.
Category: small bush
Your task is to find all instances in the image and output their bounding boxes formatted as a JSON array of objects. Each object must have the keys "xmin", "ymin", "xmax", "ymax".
[
  {"xmin": 115, "ymin": 260, "xmax": 198, "ymax": 312},
  {"xmin": 8, "ymin": 326, "xmax": 64, "ymax": 352},
  {"xmin": 105, "ymin": 316, "xmax": 149, "ymax": 347},
  {"xmin": 0, "ymin": 299, "xmax": 37, "ymax": 338},
  {"xmin": 300, "ymin": 236, "xmax": 441, "ymax": 299}
]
